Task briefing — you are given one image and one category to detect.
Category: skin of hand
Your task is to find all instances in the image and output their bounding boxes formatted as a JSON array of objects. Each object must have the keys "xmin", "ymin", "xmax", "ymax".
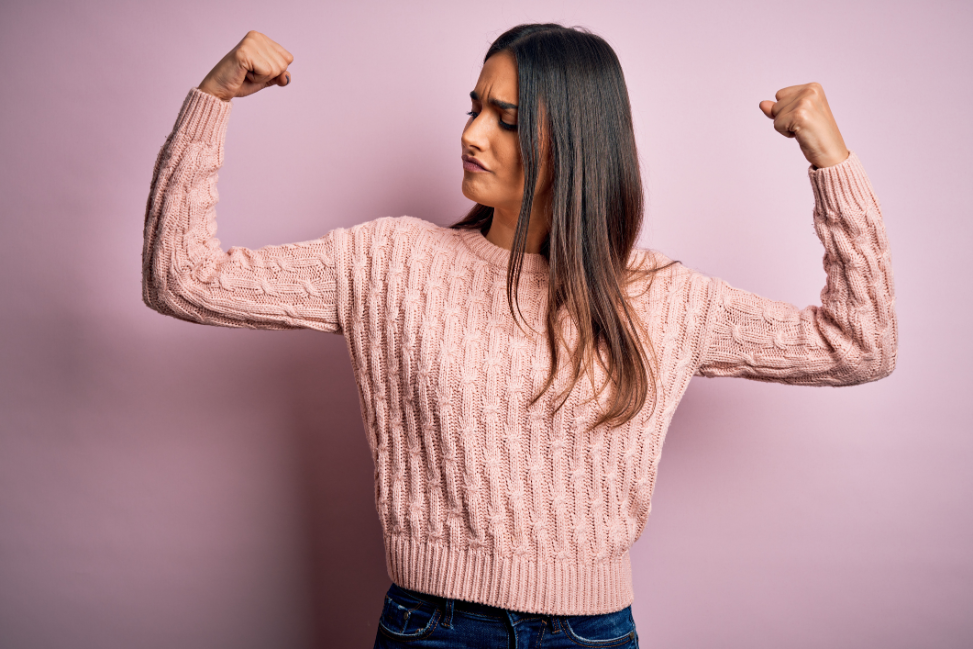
[
  {"xmin": 759, "ymin": 82, "xmax": 850, "ymax": 169},
  {"xmin": 198, "ymin": 31, "xmax": 294, "ymax": 102}
]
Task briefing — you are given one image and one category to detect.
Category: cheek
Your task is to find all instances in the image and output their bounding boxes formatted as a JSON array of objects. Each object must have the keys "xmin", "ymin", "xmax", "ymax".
[{"xmin": 498, "ymin": 146, "xmax": 525, "ymax": 194}]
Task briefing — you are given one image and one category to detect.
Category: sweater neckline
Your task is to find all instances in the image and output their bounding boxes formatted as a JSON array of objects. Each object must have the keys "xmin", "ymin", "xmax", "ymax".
[{"xmin": 456, "ymin": 227, "xmax": 550, "ymax": 276}]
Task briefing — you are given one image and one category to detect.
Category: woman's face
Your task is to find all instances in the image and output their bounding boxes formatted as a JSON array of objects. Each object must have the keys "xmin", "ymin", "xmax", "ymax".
[{"xmin": 461, "ymin": 51, "xmax": 526, "ymax": 214}]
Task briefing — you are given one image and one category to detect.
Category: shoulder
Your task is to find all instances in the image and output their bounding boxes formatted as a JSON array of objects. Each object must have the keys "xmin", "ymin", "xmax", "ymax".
[
  {"xmin": 628, "ymin": 247, "xmax": 673, "ymax": 270},
  {"xmin": 626, "ymin": 247, "xmax": 697, "ymax": 281},
  {"xmin": 378, "ymin": 216, "xmax": 476, "ymax": 253},
  {"xmin": 339, "ymin": 215, "xmax": 440, "ymax": 238},
  {"xmin": 625, "ymin": 247, "xmax": 715, "ymax": 301},
  {"xmin": 330, "ymin": 215, "xmax": 443, "ymax": 246},
  {"xmin": 332, "ymin": 215, "xmax": 465, "ymax": 262}
]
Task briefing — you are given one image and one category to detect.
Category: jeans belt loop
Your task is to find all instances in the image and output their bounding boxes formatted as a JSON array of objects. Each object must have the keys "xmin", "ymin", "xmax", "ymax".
[{"xmin": 442, "ymin": 598, "xmax": 455, "ymax": 628}]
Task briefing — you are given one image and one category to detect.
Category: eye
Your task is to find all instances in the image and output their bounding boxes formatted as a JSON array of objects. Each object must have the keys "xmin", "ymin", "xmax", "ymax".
[{"xmin": 466, "ymin": 110, "xmax": 517, "ymax": 132}]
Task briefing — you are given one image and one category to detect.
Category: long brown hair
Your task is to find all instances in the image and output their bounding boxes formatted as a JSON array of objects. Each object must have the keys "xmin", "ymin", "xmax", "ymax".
[{"xmin": 451, "ymin": 24, "xmax": 673, "ymax": 431}]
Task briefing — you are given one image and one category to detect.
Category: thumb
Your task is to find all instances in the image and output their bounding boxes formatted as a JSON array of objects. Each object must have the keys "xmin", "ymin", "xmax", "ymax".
[
  {"xmin": 268, "ymin": 71, "xmax": 291, "ymax": 88},
  {"xmin": 758, "ymin": 100, "xmax": 775, "ymax": 118}
]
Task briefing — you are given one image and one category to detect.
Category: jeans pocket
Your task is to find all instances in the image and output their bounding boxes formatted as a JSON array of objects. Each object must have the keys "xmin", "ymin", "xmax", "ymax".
[
  {"xmin": 377, "ymin": 584, "xmax": 443, "ymax": 642},
  {"xmin": 559, "ymin": 606, "xmax": 638, "ymax": 647}
]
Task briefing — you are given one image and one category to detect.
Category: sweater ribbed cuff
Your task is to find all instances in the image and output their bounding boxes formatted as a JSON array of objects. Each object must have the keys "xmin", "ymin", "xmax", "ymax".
[
  {"xmin": 808, "ymin": 150, "xmax": 875, "ymax": 216},
  {"xmin": 171, "ymin": 87, "xmax": 233, "ymax": 147}
]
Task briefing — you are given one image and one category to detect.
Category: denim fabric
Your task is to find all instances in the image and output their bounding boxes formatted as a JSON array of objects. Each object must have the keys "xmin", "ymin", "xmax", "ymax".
[{"xmin": 374, "ymin": 582, "xmax": 639, "ymax": 648}]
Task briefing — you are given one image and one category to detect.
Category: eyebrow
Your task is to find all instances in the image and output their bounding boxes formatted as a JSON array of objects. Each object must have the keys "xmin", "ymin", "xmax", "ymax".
[{"xmin": 470, "ymin": 90, "xmax": 518, "ymax": 111}]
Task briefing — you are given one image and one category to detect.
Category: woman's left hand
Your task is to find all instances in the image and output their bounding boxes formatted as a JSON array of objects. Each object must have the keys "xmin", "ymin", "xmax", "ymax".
[{"xmin": 759, "ymin": 82, "xmax": 849, "ymax": 169}]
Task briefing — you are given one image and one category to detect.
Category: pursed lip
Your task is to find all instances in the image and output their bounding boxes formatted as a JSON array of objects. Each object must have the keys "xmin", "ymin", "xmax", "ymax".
[{"xmin": 462, "ymin": 154, "xmax": 490, "ymax": 172}]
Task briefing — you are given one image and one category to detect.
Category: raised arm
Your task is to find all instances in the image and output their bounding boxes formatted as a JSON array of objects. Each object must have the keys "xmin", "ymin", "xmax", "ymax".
[
  {"xmin": 696, "ymin": 151, "xmax": 897, "ymax": 384},
  {"xmin": 142, "ymin": 32, "xmax": 344, "ymax": 333},
  {"xmin": 695, "ymin": 83, "xmax": 897, "ymax": 385}
]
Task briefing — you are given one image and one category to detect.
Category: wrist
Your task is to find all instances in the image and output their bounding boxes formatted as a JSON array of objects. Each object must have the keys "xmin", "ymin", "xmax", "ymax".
[
  {"xmin": 812, "ymin": 149, "xmax": 850, "ymax": 170},
  {"xmin": 197, "ymin": 81, "xmax": 232, "ymax": 102}
]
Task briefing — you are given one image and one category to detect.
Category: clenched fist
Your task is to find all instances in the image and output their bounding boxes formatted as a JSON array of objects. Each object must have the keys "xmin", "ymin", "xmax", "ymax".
[
  {"xmin": 198, "ymin": 31, "xmax": 294, "ymax": 102},
  {"xmin": 759, "ymin": 83, "xmax": 849, "ymax": 169}
]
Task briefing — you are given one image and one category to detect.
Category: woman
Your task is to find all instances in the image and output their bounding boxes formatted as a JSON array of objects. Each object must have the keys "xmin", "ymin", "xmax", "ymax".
[{"xmin": 143, "ymin": 24, "xmax": 896, "ymax": 649}]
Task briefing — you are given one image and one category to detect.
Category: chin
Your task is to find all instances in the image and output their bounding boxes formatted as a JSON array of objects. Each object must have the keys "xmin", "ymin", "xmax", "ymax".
[{"xmin": 461, "ymin": 180, "xmax": 488, "ymax": 206}]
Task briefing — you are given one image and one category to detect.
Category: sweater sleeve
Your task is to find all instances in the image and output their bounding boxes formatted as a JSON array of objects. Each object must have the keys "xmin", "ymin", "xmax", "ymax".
[
  {"xmin": 142, "ymin": 87, "xmax": 346, "ymax": 333},
  {"xmin": 694, "ymin": 151, "xmax": 897, "ymax": 386}
]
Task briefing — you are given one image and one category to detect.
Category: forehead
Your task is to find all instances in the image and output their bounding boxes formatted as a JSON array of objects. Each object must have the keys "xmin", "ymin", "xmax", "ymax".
[{"xmin": 473, "ymin": 51, "xmax": 518, "ymax": 103}]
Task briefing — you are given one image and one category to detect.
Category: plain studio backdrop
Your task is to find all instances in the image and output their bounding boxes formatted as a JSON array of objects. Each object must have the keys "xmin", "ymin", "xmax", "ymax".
[{"xmin": 0, "ymin": 0, "xmax": 969, "ymax": 647}]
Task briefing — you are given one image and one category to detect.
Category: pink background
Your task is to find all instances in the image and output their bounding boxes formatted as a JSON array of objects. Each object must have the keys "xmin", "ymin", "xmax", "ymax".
[{"xmin": 1, "ymin": 0, "xmax": 970, "ymax": 647}]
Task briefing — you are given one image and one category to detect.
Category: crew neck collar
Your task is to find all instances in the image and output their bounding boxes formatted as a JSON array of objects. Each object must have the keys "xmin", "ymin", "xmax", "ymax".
[{"xmin": 456, "ymin": 227, "xmax": 550, "ymax": 275}]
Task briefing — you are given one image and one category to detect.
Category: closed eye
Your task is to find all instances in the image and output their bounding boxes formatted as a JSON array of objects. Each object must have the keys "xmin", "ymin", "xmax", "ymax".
[{"xmin": 466, "ymin": 110, "xmax": 518, "ymax": 132}]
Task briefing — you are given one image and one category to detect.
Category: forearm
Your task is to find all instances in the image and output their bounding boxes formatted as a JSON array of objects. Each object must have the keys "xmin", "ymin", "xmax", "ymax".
[
  {"xmin": 807, "ymin": 150, "xmax": 897, "ymax": 382},
  {"xmin": 697, "ymin": 151, "xmax": 897, "ymax": 385},
  {"xmin": 141, "ymin": 88, "xmax": 252, "ymax": 326},
  {"xmin": 141, "ymin": 88, "xmax": 343, "ymax": 332}
]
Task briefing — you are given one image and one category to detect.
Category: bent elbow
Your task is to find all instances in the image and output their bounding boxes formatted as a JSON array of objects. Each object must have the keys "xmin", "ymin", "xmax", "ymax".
[
  {"xmin": 862, "ymin": 355, "xmax": 896, "ymax": 384},
  {"xmin": 142, "ymin": 276, "xmax": 179, "ymax": 319},
  {"xmin": 834, "ymin": 346, "xmax": 897, "ymax": 386},
  {"xmin": 874, "ymin": 349, "xmax": 897, "ymax": 381},
  {"xmin": 142, "ymin": 247, "xmax": 175, "ymax": 317},
  {"xmin": 141, "ymin": 266, "xmax": 200, "ymax": 323},
  {"xmin": 866, "ymin": 324, "xmax": 898, "ymax": 382},
  {"xmin": 142, "ymin": 268, "xmax": 165, "ymax": 314}
]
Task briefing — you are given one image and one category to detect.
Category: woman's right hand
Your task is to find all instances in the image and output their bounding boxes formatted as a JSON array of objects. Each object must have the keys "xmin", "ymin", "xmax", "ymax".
[{"xmin": 198, "ymin": 31, "xmax": 294, "ymax": 102}]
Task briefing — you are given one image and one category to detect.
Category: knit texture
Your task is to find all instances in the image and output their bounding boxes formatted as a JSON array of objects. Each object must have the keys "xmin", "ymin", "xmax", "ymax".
[{"xmin": 143, "ymin": 87, "xmax": 897, "ymax": 615}]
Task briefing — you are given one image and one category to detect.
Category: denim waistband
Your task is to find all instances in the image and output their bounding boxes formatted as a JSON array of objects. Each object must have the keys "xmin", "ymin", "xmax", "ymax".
[{"xmin": 390, "ymin": 582, "xmax": 546, "ymax": 620}]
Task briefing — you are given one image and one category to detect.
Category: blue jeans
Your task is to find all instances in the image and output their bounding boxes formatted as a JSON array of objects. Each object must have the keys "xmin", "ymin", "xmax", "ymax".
[{"xmin": 373, "ymin": 582, "xmax": 640, "ymax": 648}]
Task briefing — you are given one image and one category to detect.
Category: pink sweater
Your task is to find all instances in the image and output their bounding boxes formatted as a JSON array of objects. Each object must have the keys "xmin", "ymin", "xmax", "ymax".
[{"xmin": 143, "ymin": 87, "xmax": 897, "ymax": 615}]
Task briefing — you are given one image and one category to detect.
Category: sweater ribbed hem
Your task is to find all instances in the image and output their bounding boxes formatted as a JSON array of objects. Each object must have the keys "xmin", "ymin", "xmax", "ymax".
[
  {"xmin": 171, "ymin": 87, "xmax": 233, "ymax": 147},
  {"xmin": 385, "ymin": 536, "xmax": 634, "ymax": 615}
]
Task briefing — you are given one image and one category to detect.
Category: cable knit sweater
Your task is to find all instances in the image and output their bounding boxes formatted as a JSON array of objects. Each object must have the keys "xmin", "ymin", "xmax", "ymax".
[{"xmin": 142, "ymin": 87, "xmax": 897, "ymax": 615}]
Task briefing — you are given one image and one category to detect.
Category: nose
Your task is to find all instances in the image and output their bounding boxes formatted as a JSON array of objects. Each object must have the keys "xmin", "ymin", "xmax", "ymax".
[{"xmin": 461, "ymin": 112, "xmax": 488, "ymax": 152}]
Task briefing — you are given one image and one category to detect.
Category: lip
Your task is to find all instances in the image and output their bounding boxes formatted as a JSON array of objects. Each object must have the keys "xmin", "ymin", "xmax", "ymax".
[{"xmin": 462, "ymin": 154, "xmax": 490, "ymax": 173}]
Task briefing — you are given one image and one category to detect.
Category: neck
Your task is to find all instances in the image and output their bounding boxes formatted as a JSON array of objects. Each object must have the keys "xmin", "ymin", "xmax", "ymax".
[{"xmin": 485, "ymin": 192, "xmax": 552, "ymax": 254}]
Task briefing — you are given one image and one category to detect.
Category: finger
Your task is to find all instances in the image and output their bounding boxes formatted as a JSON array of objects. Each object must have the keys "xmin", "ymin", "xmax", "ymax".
[
  {"xmin": 258, "ymin": 32, "xmax": 293, "ymax": 63},
  {"xmin": 255, "ymin": 50, "xmax": 289, "ymax": 84},
  {"xmin": 250, "ymin": 54, "xmax": 284, "ymax": 85},
  {"xmin": 271, "ymin": 49, "xmax": 291, "ymax": 75},
  {"xmin": 774, "ymin": 84, "xmax": 803, "ymax": 102},
  {"xmin": 758, "ymin": 100, "xmax": 775, "ymax": 118},
  {"xmin": 247, "ymin": 67, "xmax": 273, "ymax": 85},
  {"xmin": 266, "ymin": 58, "xmax": 290, "ymax": 87},
  {"xmin": 773, "ymin": 110, "xmax": 798, "ymax": 139},
  {"xmin": 273, "ymin": 43, "xmax": 295, "ymax": 65},
  {"xmin": 260, "ymin": 67, "xmax": 280, "ymax": 88}
]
